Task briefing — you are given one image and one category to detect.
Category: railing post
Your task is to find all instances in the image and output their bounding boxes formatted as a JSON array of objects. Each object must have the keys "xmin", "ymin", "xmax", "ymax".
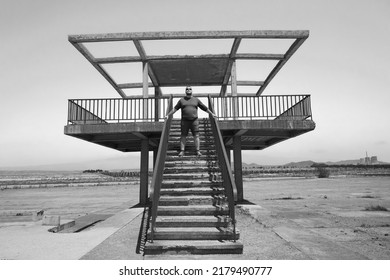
[
  {"xmin": 143, "ymin": 62, "xmax": 149, "ymax": 120},
  {"xmin": 231, "ymin": 61, "xmax": 238, "ymax": 119},
  {"xmin": 155, "ymin": 87, "xmax": 160, "ymax": 122}
]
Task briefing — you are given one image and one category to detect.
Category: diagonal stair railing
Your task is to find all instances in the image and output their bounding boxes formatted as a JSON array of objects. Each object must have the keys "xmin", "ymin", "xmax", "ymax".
[
  {"xmin": 208, "ymin": 95, "xmax": 238, "ymax": 241},
  {"xmin": 149, "ymin": 95, "xmax": 173, "ymax": 243}
]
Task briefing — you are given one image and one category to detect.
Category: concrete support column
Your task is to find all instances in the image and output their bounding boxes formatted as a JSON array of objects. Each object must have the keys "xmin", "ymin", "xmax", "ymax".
[
  {"xmin": 140, "ymin": 139, "xmax": 149, "ymax": 205},
  {"xmin": 233, "ymin": 136, "xmax": 243, "ymax": 202}
]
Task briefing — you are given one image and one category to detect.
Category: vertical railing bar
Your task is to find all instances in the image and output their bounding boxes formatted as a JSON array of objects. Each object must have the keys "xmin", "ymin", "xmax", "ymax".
[{"xmin": 249, "ymin": 97, "xmax": 253, "ymax": 120}]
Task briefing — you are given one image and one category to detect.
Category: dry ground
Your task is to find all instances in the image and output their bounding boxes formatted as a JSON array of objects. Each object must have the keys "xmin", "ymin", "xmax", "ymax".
[{"xmin": 0, "ymin": 175, "xmax": 389, "ymax": 259}]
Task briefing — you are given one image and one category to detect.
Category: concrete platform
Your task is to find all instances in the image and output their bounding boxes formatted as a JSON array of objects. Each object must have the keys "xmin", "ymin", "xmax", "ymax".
[
  {"xmin": 0, "ymin": 202, "xmax": 389, "ymax": 260},
  {"xmin": 0, "ymin": 208, "xmax": 144, "ymax": 260}
]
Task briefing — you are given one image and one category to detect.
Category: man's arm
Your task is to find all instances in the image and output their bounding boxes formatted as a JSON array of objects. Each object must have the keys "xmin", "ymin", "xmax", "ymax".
[
  {"xmin": 165, "ymin": 108, "xmax": 178, "ymax": 119},
  {"xmin": 206, "ymin": 108, "xmax": 217, "ymax": 118},
  {"xmin": 197, "ymin": 99, "xmax": 217, "ymax": 118}
]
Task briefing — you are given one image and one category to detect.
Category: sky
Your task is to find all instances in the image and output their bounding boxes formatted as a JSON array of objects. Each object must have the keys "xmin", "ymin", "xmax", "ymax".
[{"xmin": 0, "ymin": 0, "xmax": 389, "ymax": 169}]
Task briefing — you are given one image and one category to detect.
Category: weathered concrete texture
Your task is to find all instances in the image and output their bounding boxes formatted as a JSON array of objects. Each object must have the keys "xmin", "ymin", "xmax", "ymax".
[
  {"xmin": 42, "ymin": 215, "xmax": 60, "ymax": 226},
  {"xmin": 218, "ymin": 119, "xmax": 316, "ymax": 131},
  {"xmin": 64, "ymin": 122, "xmax": 164, "ymax": 135},
  {"xmin": 0, "ymin": 208, "xmax": 143, "ymax": 260}
]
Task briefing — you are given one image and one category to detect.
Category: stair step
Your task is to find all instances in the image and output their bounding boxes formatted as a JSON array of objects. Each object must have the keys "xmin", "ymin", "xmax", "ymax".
[
  {"xmin": 165, "ymin": 155, "xmax": 217, "ymax": 161},
  {"xmin": 161, "ymin": 180, "xmax": 223, "ymax": 188},
  {"xmin": 163, "ymin": 173, "xmax": 211, "ymax": 180},
  {"xmin": 164, "ymin": 160, "xmax": 217, "ymax": 166},
  {"xmin": 155, "ymin": 215, "xmax": 230, "ymax": 227},
  {"xmin": 167, "ymin": 149, "xmax": 217, "ymax": 155},
  {"xmin": 157, "ymin": 205, "xmax": 229, "ymax": 216},
  {"xmin": 147, "ymin": 227, "xmax": 239, "ymax": 240},
  {"xmin": 158, "ymin": 196, "xmax": 215, "ymax": 206},
  {"xmin": 144, "ymin": 240, "xmax": 243, "ymax": 255},
  {"xmin": 160, "ymin": 187, "xmax": 225, "ymax": 196},
  {"xmin": 163, "ymin": 166, "xmax": 219, "ymax": 174}
]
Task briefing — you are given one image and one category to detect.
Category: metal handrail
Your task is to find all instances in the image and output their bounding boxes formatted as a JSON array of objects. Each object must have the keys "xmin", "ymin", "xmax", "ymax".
[
  {"xmin": 148, "ymin": 95, "xmax": 173, "ymax": 243},
  {"xmin": 67, "ymin": 94, "xmax": 312, "ymax": 124},
  {"xmin": 67, "ymin": 96, "xmax": 171, "ymax": 124},
  {"xmin": 211, "ymin": 94, "xmax": 312, "ymax": 120},
  {"xmin": 208, "ymin": 95, "xmax": 237, "ymax": 241},
  {"xmin": 275, "ymin": 95, "xmax": 312, "ymax": 120}
]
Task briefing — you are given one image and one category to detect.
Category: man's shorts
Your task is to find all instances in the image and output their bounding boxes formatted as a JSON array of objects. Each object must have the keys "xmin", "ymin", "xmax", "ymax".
[{"xmin": 181, "ymin": 119, "xmax": 199, "ymax": 136}]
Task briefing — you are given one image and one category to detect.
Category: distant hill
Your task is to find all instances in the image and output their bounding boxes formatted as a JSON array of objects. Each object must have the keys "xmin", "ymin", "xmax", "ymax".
[
  {"xmin": 283, "ymin": 160, "xmax": 316, "ymax": 168},
  {"xmin": 2, "ymin": 156, "xmax": 388, "ymax": 171},
  {"xmin": 284, "ymin": 159, "xmax": 390, "ymax": 167},
  {"xmin": 0, "ymin": 155, "xmax": 141, "ymax": 171}
]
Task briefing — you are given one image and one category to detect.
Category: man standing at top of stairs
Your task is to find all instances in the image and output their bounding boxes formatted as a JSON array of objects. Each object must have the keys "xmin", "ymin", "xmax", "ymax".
[{"xmin": 165, "ymin": 86, "xmax": 216, "ymax": 157}]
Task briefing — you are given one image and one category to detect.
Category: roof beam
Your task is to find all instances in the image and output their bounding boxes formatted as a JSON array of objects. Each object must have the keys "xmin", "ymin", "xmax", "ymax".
[
  {"xmin": 118, "ymin": 82, "xmax": 154, "ymax": 89},
  {"xmin": 234, "ymin": 53, "xmax": 285, "ymax": 60},
  {"xmin": 232, "ymin": 81, "xmax": 264, "ymax": 86},
  {"xmin": 220, "ymin": 38, "xmax": 242, "ymax": 96},
  {"xmin": 256, "ymin": 37, "xmax": 307, "ymax": 96},
  {"xmin": 94, "ymin": 53, "xmax": 284, "ymax": 64},
  {"xmin": 133, "ymin": 40, "xmax": 162, "ymax": 96},
  {"xmin": 117, "ymin": 81, "xmax": 263, "ymax": 89},
  {"xmin": 68, "ymin": 30, "xmax": 309, "ymax": 43},
  {"xmin": 70, "ymin": 42, "xmax": 127, "ymax": 98}
]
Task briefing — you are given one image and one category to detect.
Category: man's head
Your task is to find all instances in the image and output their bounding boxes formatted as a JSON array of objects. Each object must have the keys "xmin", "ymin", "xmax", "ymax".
[{"xmin": 185, "ymin": 86, "xmax": 192, "ymax": 96}]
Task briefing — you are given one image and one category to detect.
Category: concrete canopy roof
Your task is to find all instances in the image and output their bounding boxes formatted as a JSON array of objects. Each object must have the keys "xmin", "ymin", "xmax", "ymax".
[{"xmin": 68, "ymin": 30, "xmax": 309, "ymax": 98}]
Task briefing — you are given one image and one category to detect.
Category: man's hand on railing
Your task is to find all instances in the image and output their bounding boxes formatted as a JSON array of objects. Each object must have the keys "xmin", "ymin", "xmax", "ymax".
[
  {"xmin": 210, "ymin": 112, "xmax": 217, "ymax": 118},
  {"xmin": 206, "ymin": 109, "xmax": 217, "ymax": 119}
]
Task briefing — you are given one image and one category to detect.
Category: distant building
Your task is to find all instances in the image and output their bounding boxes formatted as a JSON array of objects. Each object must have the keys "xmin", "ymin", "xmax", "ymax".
[{"xmin": 359, "ymin": 154, "xmax": 378, "ymax": 165}]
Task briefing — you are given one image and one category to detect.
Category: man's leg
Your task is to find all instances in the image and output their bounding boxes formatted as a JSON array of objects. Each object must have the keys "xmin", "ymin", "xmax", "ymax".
[
  {"xmin": 194, "ymin": 134, "xmax": 202, "ymax": 156},
  {"xmin": 191, "ymin": 119, "xmax": 202, "ymax": 156},
  {"xmin": 179, "ymin": 120, "xmax": 189, "ymax": 157},
  {"xmin": 179, "ymin": 136, "xmax": 186, "ymax": 157}
]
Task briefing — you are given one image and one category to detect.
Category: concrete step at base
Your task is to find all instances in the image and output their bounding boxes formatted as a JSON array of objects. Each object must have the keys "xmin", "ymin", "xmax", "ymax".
[
  {"xmin": 147, "ymin": 227, "xmax": 240, "ymax": 240},
  {"xmin": 155, "ymin": 215, "xmax": 230, "ymax": 227},
  {"xmin": 144, "ymin": 240, "xmax": 243, "ymax": 255},
  {"xmin": 157, "ymin": 205, "xmax": 229, "ymax": 216}
]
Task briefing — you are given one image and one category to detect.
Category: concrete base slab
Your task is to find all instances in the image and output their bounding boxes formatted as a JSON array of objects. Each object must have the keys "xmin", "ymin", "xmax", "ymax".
[
  {"xmin": 273, "ymin": 225, "xmax": 369, "ymax": 259},
  {"xmin": 0, "ymin": 208, "xmax": 143, "ymax": 260},
  {"xmin": 48, "ymin": 219, "xmax": 75, "ymax": 233},
  {"xmin": 144, "ymin": 240, "xmax": 243, "ymax": 255}
]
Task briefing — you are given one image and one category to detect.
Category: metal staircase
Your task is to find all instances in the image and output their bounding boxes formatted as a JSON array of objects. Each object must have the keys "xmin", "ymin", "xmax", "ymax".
[{"xmin": 144, "ymin": 117, "xmax": 243, "ymax": 255}]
